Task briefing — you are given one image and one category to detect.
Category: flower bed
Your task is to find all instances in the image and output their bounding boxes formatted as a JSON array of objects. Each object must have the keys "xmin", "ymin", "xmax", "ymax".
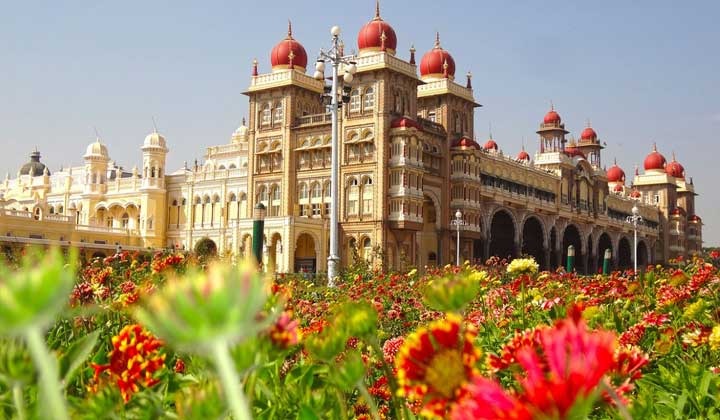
[{"xmin": 0, "ymin": 249, "xmax": 719, "ymax": 419}]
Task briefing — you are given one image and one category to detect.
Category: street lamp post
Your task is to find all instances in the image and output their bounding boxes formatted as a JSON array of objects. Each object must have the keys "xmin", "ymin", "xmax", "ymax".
[
  {"xmin": 252, "ymin": 203, "xmax": 266, "ymax": 268},
  {"xmin": 450, "ymin": 209, "xmax": 467, "ymax": 266},
  {"xmin": 626, "ymin": 205, "xmax": 643, "ymax": 275},
  {"xmin": 314, "ymin": 25, "xmax": 357, "ymax": 286}
]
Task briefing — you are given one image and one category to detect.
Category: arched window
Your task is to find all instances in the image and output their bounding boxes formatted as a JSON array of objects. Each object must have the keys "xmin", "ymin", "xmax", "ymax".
[
  {"xmin": 269, "ymin": 185, "xmax": 281, "ymax": 216},
  {"xmin": 349, "ymin": 89, "xmax": 361, "ymax": 113},
  {"xmin": 257, "ymin": 186, "xmax": 268, "ymax": 203},
  {"xmin": 323, "ymin": 181, "xmax": 331, "ymax": 217},
  {"xmin": 363, "ymin": 87, "xmax": 374, "ymax": 110},
  {"xmin": 261, "ymin": 103, "xmax": 271, "ymax": 126},
  {"xmin": 362, "ymin": 237, "xmax": 372, "ymax": 260},
  {"xmin": 49, "ymin": 206, "xmax": 55, "ymax": 214},
  {"xmin": 58, "ymin": 205, "xmax": 64, "ymax": 214},
  {"xmin": 298, "ymin": 183, "xmax": 308, "ymax": 199},
  {"xmin": 121, "ymin": 212, "xmax": 129, "ymax": 228},
  {"xmin": 273, "ymin": 101, "xmax": 283, "ymax": 125},
  {"xmin": 311, "ymin": 182, "xmax": 321, "ymax": 199},
  {"xmin": 347, "ymin": 178, "xmax": 359, "ymax": 216},
  {"xmin": 362, "ymin": 177, "xmax": 373, "ymax": 215}
]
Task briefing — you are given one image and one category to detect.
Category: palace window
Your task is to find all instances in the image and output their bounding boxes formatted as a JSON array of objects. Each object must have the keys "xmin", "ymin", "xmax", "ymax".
[
  {"xmin": 347, "ymin": 178, "xmax": 359, "ymax": 216},
  {"xmin": 427, "ymin": 111, "xmax": 436, "ymax": 122},
  {"xmin": 298, "ymin": 183, "xmax": 308, "ymax": 199},
  {"xmin": 121, "ymin": 213, "xmax": 129, "ymax": 228},
  {"xmin": 261, "ymin": 103, "xmax": 271, "ymax": 126},
  {"xmin": 273, "ymin": 102, "xmax": 283, "ymax": 125},
  {"xmin": 362, "ymin": 177, "xmax": 373, "ymax": 215},
  {"xmin": 349, "ymin": 89, "xmax": 361, "ymax": 113},
  {"xmin": 363, "ymin": 87, "xmax": 375, "ymax": 110}
]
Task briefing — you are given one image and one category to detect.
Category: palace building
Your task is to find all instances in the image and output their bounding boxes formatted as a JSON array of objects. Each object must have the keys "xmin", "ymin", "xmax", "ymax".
[{"xmin": 0, "ymin": 7, "xmax": 703, "ymax": 273}]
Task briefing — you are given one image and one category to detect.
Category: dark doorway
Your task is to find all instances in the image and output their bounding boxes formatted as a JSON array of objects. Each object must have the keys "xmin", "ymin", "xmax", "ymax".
[
  {"xmin": 489, "ymin": 210, "xmax": 516, "ymax": 260},
  {"xmin": 562, "ymin": 225, "xmax": 583, "ymax": 273},
  {"xmin": 597, "ymin": 233, "xmax": 613, "ymax": 272},
  {"xmin": 618, "ymin": 237, "xmax": 632, "ymax": 269},
  {"xmin": 521, "ymin": 217, "xmax": 545, "ymax": 268}
]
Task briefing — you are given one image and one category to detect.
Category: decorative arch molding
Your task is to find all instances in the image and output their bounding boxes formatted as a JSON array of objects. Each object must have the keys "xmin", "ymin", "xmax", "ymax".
[
  {"xmin": 423, "ymin": 189, "xmax": 442, "ymax": 230},
  {"xmin": 519, "ymin": 213, "xmax": 548, "ymax": 247}
]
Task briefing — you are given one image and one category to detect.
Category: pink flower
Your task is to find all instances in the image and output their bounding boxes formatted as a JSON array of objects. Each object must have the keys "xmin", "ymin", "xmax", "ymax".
[
  {"xmin": 382, "ymin": 336, "xmax": 404, "ymax": 365},
  {"xmin": 452, "ymin": 376, "xmax": 530, "ymax": 420}
]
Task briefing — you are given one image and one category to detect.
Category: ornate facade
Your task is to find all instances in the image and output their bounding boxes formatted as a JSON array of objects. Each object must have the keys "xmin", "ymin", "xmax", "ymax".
[{"xmin": 0, "ymin": 7, "xmax": 703, "ymax": 272}]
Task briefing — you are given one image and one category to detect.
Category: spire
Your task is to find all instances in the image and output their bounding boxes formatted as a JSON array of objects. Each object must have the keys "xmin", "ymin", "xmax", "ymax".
[
  {"xmin": 287, "ymin": 20, "xmax": 293, "ymax": 39},
  {"xmin": 374, "ymin": 0, "xmax": 381, "ymax": 19},
  {"xmin": 652, "ymin": 142, "xmax": 657, "ymax": 152},
  {"xmin": 409, "ymin": 44, "xmax": 416, "ymax": 64},
  {"xmin": 635, "ymin": 164, "xmax": 639, "ymax": 176},
  {"xmin": 152, "ymin": 116, "xmax": 158, "ymax": 133},
  {"xmin": 550, "ymin": 100, "xmax": 554, "ymax": 111},
  {"xmin": 242, "ymin": 117, "xmax": 246, "ymax": 126},
  {"xmin": 586, "ymin": 118, "xmax": 591, "ymax": 127},
  {"xmin": 252, "ymin": 58, "xmax": 258, "ymax": 76},
  {"xmin": 434, "ymin": 32, "xmax": 441, "ymax": 48},
  {"xmin": 466, "ymin": 71, "xmax": 472, "ymax": 89},
  {"xmin": 672, "ymin": 151, "xmax": 676, "ymax": 161}
]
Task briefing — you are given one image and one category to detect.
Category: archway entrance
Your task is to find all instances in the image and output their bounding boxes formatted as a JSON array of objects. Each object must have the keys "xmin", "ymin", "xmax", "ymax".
[
  {"xmin": 597, "ymin": 233, "xmax": 613, "ymax": 272},
  {"xmin": 521, "ymin": 217, "xmax": 545, "ymax": 268},
  {"xmin": 267, "ymin": 233, "xmax": 282, "ymax": 273},
  {"xmin": 489, "ymin": 210, "xmax": 515, "ymax": 260},
  {"xmin": 562, "ymin": 225, "xmax": 583, "ymax": 273},
  {"xmin": 618, "ymin": 237, "xmax": 632, "ymax": 269},
  {"xmin": 294, "ymin": 233, "xmax": 316, "ymax": 273},
  {"xmin": 637, "ymin": 240, "xmax": 648, "ymax": 268},
  {"xmin": 420, "ymin": 195, "xmax": 439, "ymax": 268},
  {"xmin": 194, "ymin": 237, "xmax": 217, "ymax": 258},
  {"xmin": 549, "ymin": 227, "xmax": 558, "ymax": 269}
]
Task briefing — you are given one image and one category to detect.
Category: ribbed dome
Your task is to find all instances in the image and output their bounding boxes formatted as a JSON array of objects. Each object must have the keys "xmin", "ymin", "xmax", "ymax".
[
  {"xmin": 357, "ymin": 3, "xmax": 397, "ymax": 55},
  {"xmin": 84, "ymin": 139, "xmax": 109, "ymax": 159},
  {"xmin": 19, "ymin": 150, "xmax": 49, "ymax": 176},
  {"xmin": 143, "ymin": 131, "xmax": 167, "ymax": 149},
  {"xmin": 544, "ymin": 109, "xmax": 561, "ymax": 124},
  {"xmin": 606, "ymin": 162, "xmax": 625, "ymax": 183},
  {"xmin": 452, "ymin": 136, "xmax": 480, "ymax": 149},
  {"xmin": 517, "ymin": 149, "xmax": 530, "ymax": 161},
  {"xmin": 665, "ymin": 154, "xmax": 685, "ymax": 178},
  {"xmin": 613, "ymin": 183, "xmax": 624, "ymax": 192},
  {"xmin": 483, "ymin": 139, "xmax": 498, "ymax": 151},
  {"xmin": 630, "ymin": 189, "xmax": 642, "ymax": 199},
  {"xmin": 232, "ymin": 119, "xmax": 249, "ymax": 143},
  {"xmin": 270, "ymin": 22, "xmax": 308, "ymax": 72},
  {"xmin": 643, "ymin": 144, "xmax": 666, "ymax": 171},
  {"xmin": 580, "ymin": 126, "xmax": 597, "ymax": 141},
  {"xmin": 419, "ymin": 33, "xmax": 456, "ymax": 80}
]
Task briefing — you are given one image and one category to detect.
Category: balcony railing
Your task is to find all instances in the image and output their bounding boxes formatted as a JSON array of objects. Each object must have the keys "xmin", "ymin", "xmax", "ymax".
[{"xmin": 294, "ymin": 113, "xmax": 332, "ymax": 127}]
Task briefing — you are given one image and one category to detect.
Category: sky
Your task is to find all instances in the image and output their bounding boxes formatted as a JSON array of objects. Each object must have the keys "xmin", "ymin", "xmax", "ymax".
[{"xmin": 1, "ymin": 0, "xmax": 718, "ymax": 245}]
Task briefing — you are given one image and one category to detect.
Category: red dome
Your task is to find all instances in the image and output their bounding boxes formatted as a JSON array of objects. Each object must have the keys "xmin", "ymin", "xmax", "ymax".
[
  {"xmin": 665, "ymin": 156, "xmax": 685, "ymax": 178},
  {"xmin": 606, "ymin": 163, "xmax": 625, "ymax": 183},
  {"xmin": 690, "ymin": 214, "xmax": 701, "ymax": 222},
  {"xmin": 630, "ymin": 189, "xmax": 641, "ymax": 199},
  {"xmin": 483, "ymin": 139, "xmax": 498, "ymax": 151},
  {"xmin": 670, "ymin": 207, "xmax": 686, "ymax": 216},
  {"xmin": 390, "ymin": 116, "xmax": 422, "ymax": 130},
  {"xmin": 357, "ymin": 6, "xmax": 397, "ymax": 54},
  {"xmin": 270, "ymin": 23, "xmax": 308, "ymax": 72},
  {"xmin": 517, "ymin": 149, "xmax": 530, "ymax": 161},
  {"xmin": 564, "ymin": 146, "xmax": 586, "ymax": 159},
  {"xmin": 419, "ymin": 33, "xmax": 456, "ymax": 79},
  {"xmin": 543, "ymin": 109, "xmax": 561, "ymax": 124},
  {"xmin": 580, "ymin": 126, "xmax": 597, "ymax": 141},
  {"xmin": 613, "ymin": 183, "xmax": 624, "ymax": 192},
  {"xmin": 643, "ymin": 145, "xmax": 667, "ymax": 171},
  {"xmin": 453, "ymin": 136, "xmax": 480, "ymax": 149}
]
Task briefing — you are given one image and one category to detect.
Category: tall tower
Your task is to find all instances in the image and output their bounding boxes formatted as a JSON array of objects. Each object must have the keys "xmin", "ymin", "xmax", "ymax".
[
  {"xmin": 575, "ymin": 123, "xmax": 604, "ymax": 169},
  {"xmin": 536, "ymin": 106, "xmax": 569, "ymax": 154},
  {"xmin": 83, "ymin": 138, "xmax": 110, "ymax": 196},
  {"xmin": 139, "ymin": 131, "xmax": 169, "ymax": 246}
]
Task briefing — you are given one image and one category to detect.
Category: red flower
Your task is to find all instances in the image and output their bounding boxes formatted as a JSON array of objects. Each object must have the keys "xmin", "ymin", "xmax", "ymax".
[
  {"xmin": 395, "ymin": 313, "xmax": 481, "ymax": 418},
  {"xmin": 382, "ymin": 336, "xmax": 404, "ymax": 365},
  {"xmin": 451, "ymin": 376, "xmax": 531, "ymax": 420},
  {"xmin": 174, "ymin": 358, "xmax": 186, "ymax": 374},
  {"xmin": 269, "ymin": 312, "xmax": 301, "ymax": 348},
  {"xmin": 91, "ymin": 324, "xmax": 166, "ymax": 403}
]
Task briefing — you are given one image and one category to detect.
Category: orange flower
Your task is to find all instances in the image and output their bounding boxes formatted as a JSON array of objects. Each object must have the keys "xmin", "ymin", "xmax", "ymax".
[
  {"xmin": 91, "ymin": 324, "xmax": 166, "ymax": 403},
  {"xmin": 395, "ymin": 313, "xmax": 481, "ymax": 418}
]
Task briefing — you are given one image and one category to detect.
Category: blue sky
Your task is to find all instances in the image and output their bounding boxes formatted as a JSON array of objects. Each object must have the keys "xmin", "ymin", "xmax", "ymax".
[{"xmin": 1, "ymin": 0, "xmax": 718, "ymax": 245}]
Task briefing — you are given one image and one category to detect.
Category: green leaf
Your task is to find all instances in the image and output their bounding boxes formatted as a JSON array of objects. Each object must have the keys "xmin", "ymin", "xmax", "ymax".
[
  {"xmin": 59, "ymin": 330, "xmax": 100, "ymax": 388},
  {"xmin": 297, "ymin": 404, "xmax": 320, "ymax": 420}
]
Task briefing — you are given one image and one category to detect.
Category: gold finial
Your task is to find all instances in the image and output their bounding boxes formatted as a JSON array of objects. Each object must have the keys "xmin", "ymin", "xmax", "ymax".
[
  {"xmin": 614, "ymin": 157, "xmax": 617, "ymax": 165},
  {"xmin": 242, "ymin": 117, "xmax": 246, "ymax": 126},
  {"xmin": 550, "ymin": 100, "xmax": 554, "ymax": 110},
  {"xmin": 375, "ymin": 0, "xmax": 381, "ymax": 19},
  {"xmin": 488, "ymin": 122, "xmax": 493, "ymax": 139},
  {"xmin": 434, "ymin": 31, "xmax": 441, "ymax": 48},
  {"xmin": 652, "ymin": 142, "xmax": 657, "ymax": 152},
  {"xmin": 152, "ymin": 116, "xmax": 158, "ymax": 133},
  {"xmin": 287, "ymin": 20, "xmax": 293, "ymax": 38},
  {"xmin": 672, "ymin": 151, "xmax": 676, "ymax": 161},
  {"xmin": 586, "ymin": 118, "xmax": 591, "ymax": 127}
]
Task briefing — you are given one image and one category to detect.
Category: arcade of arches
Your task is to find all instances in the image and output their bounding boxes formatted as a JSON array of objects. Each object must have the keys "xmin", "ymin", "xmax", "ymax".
[{"xmin": 433, "ymin": 207, "xmax": 655, "ymax": 274}]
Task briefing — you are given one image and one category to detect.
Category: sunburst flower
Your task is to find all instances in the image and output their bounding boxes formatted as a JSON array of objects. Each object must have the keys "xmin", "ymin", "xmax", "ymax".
[
  {"xmin": 395, "ymin": 313, "xmax": 481, "ymax": 418},
  {"xmin": 91, "ymin": 324, "xmax": 166, "ymax": 403}
]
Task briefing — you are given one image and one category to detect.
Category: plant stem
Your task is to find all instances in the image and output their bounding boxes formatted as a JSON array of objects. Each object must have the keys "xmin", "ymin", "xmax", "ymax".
[
  {"xmin": 335, "ymin": 388, "xmax": 349, "ymax": 420},
  {"xmin": 357, "ymin": 382, "xmax": 381, "ymax": 420},
  {"xmin": 13, "ymin": 383, "xmax": 26, "ymax": 420},
  {"xmin": 210, "ymin": 340, "xmax": 252, "ymax": 420},
  {"xmin": 24, "ymin": 326, "xmax": 69, "ymax": 420}
]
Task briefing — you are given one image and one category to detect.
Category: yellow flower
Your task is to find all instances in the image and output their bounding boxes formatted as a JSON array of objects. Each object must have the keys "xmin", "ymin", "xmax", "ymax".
[
  {"xmin": 709, "ymin": 326, "xmax": 720, "ymax": 351},
  {"xmin": 506, "ymin": 258, "xmax": 539, "ymax": 278}
]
